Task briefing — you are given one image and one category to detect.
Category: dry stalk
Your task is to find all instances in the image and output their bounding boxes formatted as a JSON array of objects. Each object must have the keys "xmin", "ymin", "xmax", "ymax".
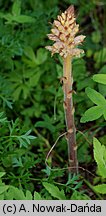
[{"xmin": 46, "ymin": 5, "xmax": 85, "ymax": 174}]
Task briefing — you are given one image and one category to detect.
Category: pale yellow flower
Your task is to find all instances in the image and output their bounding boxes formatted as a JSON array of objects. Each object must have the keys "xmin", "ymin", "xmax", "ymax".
[{"xmin": 46, "ymin": 5, "xmax": 85, "ymax": 58}]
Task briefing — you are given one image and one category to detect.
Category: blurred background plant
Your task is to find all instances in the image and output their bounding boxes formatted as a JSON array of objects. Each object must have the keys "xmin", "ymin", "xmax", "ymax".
[{"xmin": 0, "ymin": 0, "xmax": 106, "ymax": 200}]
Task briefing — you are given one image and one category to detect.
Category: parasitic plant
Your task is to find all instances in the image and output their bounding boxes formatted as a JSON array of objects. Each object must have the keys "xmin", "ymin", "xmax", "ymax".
[{"xmin": 46, "ymin": 5, "xmax": 85, "ymax": 174}]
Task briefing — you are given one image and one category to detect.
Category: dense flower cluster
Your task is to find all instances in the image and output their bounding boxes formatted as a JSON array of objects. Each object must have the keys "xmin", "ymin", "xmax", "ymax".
[{"xmin": 46, "ymin": 5, "xmax": 85, "ymax": 58}]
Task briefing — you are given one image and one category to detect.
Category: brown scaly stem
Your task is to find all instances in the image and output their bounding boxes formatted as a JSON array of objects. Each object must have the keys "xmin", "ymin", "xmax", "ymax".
[
  {"xmin": 46, "ymin": 5, "xmax": 85, "ymax": 175},
  {"xmin": 63, "ymin": 56, "xmax": 78, "ymax": 174}
]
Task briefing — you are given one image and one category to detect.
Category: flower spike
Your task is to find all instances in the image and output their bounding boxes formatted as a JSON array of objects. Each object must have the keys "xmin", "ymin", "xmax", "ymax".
[
  {"xmin": 45, "ymin": 5, "xmax": 86, "ymax": 174},
  {"xmin": 46, "ymin": 5, "xmax": 85, "ymax": 58}
]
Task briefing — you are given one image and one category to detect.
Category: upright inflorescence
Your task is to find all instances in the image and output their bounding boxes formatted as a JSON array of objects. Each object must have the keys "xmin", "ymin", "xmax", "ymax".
[
  {"xmin": 46, "ymin": 5, "xmax": 85, "ymax": 174},
  {"xmin": 46, "ymin": 5, "xmax": 85, "ymax": 58}
]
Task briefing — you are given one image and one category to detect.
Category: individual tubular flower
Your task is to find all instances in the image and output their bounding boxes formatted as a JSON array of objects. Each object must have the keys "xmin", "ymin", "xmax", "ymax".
[{"xmin": 46, "ymin": 5, "xmax": 85, "ymax": 58}]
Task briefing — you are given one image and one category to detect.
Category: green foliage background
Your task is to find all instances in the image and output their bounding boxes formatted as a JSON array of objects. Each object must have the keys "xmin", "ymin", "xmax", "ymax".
[{"xmin": 0, "ymin": 0, "xmax": 106, "ymax": 200}]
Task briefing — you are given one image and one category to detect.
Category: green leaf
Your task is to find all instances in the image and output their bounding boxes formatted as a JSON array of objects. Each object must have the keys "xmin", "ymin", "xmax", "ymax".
[
  {"xmin": 80, "ymin": 106, "xmax": 103, "ymax": 123},
  {"xmin": 43, "ymin": 182, "xmax": 66, "ymax": 200},
  {"xmin": 29, "ymin": 72, "xmax": 41, "ymax": 87},
  {"xmin": 0, "ymin": 172, "xmax": 6, "ymax": 178},
  {"xmin": 77, "ymin": 77, "xmax": 94, "ymax": 91},
  {"xmin": 12, "ymin": 0, "xmax": 21, "ymax": 16},
  {"xmin": 27, "ymin": 135, "xmax": 35, "ymax": 140},
  {"xmin": 5, "ymin": 187, "xmax": 14, "ymax": 200},
  {"xmin": 0, "ymin": 194, "xmax": 4, "ymax": 200},
  {"xmin": 12, "ymin": 85, "xmax": 22, "ymax": 101},
  {"xmin": 0, "ymin": 186, "xmax": 9, "ymax": 194},
  {"xmin": 85, "ymin": 87, "xmax": 106, "ymax": 106},
  {"xmin": 5, "ymin": 188, "xmax": 32, "ymax": 200},
  {"xmin": 12, "ymin": 157, "xmax": 23, "ymax": 167},
  {"xmin": 84, "ymin": 87, "xmax": 106, "ymax": 121},
  {"xmin": 93, "ymin": 138, "xmax": 104, "ymax": 165},
  {"xmin": 12, "ymin": 129, "xmax": 36, "ymax": 148},
  {"xmin": 93, "ymin": 184, "xmax": 106, "ymax": 194},
  {"xmin": 0, "ymin": 112, "xmax": 7, "ymax": 123},
  {"xmin": 103, "ymin": 109, "xmax": 106, "ymax": 120},
  {"xmin": 4, "ymin": 99, "xmax": 13, "ymax": 109},
  {"xmin": 98, "ymin": 66, "xmax": 106, "ymax": 97},
  {"xmin": 34, "ymin": 192, "xmax": 42, "ymax": 200},
  {"xmin": 93, "ymin": 137, "xmax": 106, "ymax": 178},
  {"xmin": 18, "ymin": 137, "xmax": 28, "ymax": 148},
  {"xmin": 92, "ymin": 31, "xmax": 101, "ymax": 43},
  {"xmin": 35, "ymin": 121, "xmax": 55, "ymax": 133},
  {"xmin": 24, "ymin": 46, "xmax": 36, "ymax": 63},
  {"xmin": 3, "ymin": 13, "xmax": 13, "ymax": 23},
  {"xmin": 93, "ymin": 74, "xmax": 106, "ymax": 85},
  {"xmin": 13, "ymin": 15, "xmax": 35, "ymax": 24},
  {"xmin": 24, "ymin": 129, "xmax": 32, "ymax": 136},
  {"xmin": 36, "ymin": 48, "xmax": 48, "ymax": 65},
  {"xmin": 71, "ymin": 191, "xmax": 90, "ymax": 200},
  {"xmin": 94, "ymin": 48, "xmax": 106, "ymax": 67},
  {"xmin": 9, "ymin": 186, "xmax": 26, "ymax": 200},
  {"xmin": 99, "ymin": 65, "xmax": 106, "ymax": 74},
  {"xmin": 26, "ymin": 190, "xmax": 32, "ymax": 200},
  {"xmin": 22, "ymin": 84, "xmax": 29, "ymax": 99}
]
